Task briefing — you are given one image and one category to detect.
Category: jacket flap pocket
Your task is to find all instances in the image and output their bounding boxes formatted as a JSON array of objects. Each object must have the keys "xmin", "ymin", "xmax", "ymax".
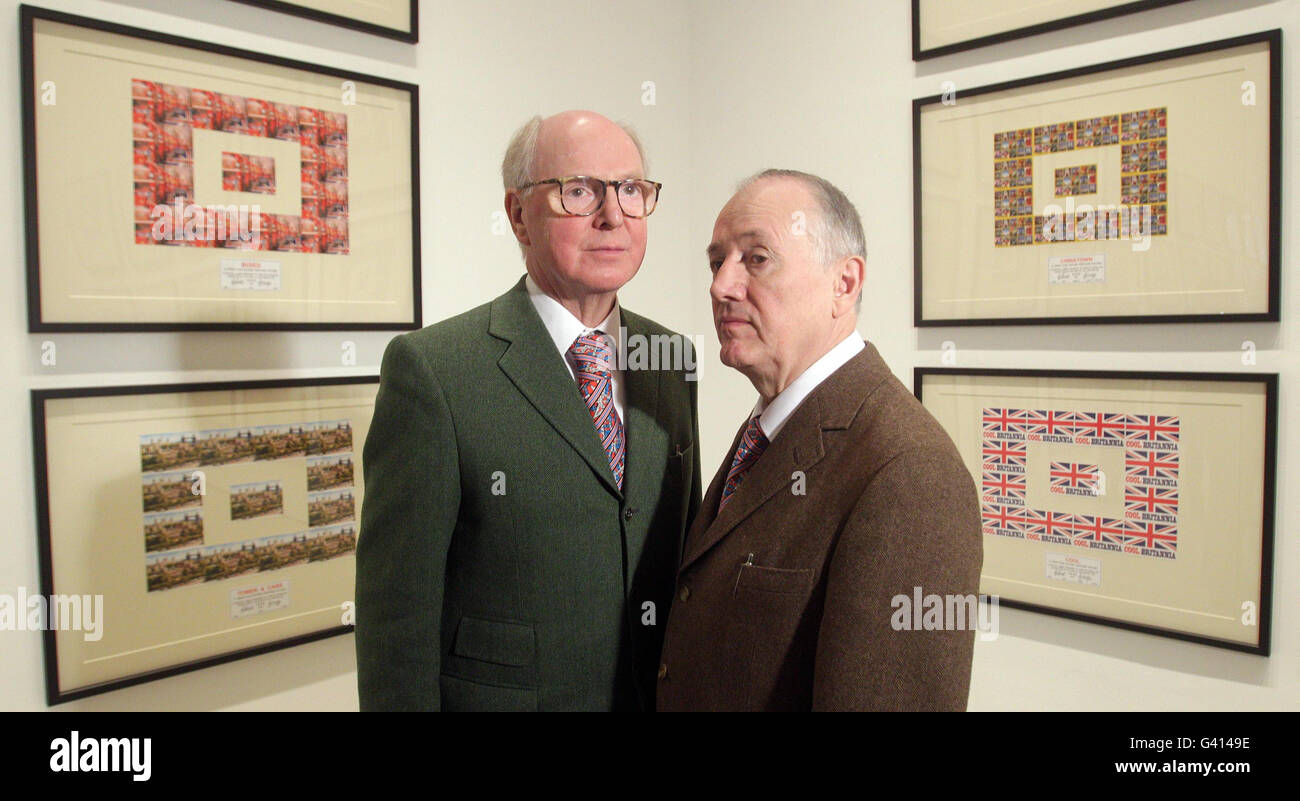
[
  {"xmin": 735, "ymin": 563, "xmax": 815, "ymax": 595},
  {"xmin": 452, "ymin": 615, "xmax": 535, "ymax": 667}
]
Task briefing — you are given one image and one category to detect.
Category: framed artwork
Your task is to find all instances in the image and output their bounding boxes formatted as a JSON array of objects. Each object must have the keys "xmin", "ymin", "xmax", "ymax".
[
  {"xmin": 913, "ymin": 30, "xmax": 1280, "ymax": 326},
  {"xmin": 226, "ymin": 0, "xmax": 418, "ymax": 43},
  {"xmin": 21, "ymin": 4, "xmax": 421, "ymax": 331},
  {"xmin": 916, "ymin": 367, "xmax": 1277, "ymax": 654},
  {"xmin": 912, "ymin": 0, "xmax": 1195, "ymax": 60},
  {"xmin": 32, "ymin": 376, "xmax": 378, "ymax": 703}
]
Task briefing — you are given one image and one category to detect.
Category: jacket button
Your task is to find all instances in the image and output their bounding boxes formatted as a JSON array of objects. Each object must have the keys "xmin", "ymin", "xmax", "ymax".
[
  {"xmin": 657, "ymin": 662, "xmax": 668, "ymax": 680},
  {"xmin": 678, "ymin": 585, "xmax": 690, "ymax": 602},
  {"xmin": 623, "ymin": 507, "xmax": 634, "ymax": 521}
]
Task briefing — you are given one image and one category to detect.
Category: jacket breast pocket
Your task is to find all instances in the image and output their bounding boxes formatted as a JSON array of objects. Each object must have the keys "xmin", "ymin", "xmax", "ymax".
[
  {"xmin": 734, "ymin": 563, "xmax": 815, "ymax": 597},
  {"xmin": 732, "ymin": 562, "xmax": 817, "ymax": 621}
]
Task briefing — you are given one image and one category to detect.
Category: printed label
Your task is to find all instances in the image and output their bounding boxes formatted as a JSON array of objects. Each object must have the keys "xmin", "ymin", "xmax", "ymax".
[
  {"xmin": 221, "ymin": 259, "xmax": 281, "ymax": 290},
  {"xmin": 231, "ymin": 580, "xmax": 289, "ymax": 618},
  {"xmin": 1045, "ymin": 554, "xmax": 1102, "ymax": 587},
  {"xmin": 1048, "ymin": 254, "xmax": 1105, "ymax": 285}
]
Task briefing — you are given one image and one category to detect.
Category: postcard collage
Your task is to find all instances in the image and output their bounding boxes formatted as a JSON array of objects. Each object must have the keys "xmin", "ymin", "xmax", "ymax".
[
  {"xmin": 141, "ymin": 419, "xmax": 358, "ymax": 593},
  {"xmin": 993, "ymin": 107, "xmax": 1169, "ymax": 247}
]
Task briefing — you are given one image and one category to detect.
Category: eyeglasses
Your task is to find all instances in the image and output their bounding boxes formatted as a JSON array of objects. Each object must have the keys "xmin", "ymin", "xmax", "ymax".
[{"xmin": 517, "ymin": 176, "xmax": 662, "ymax": 218}]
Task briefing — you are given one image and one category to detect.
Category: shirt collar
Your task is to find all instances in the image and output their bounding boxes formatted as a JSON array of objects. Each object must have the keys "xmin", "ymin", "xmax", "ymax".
[
  {"xmin": 525, "ymin": 274, "xmax": 622, "ymax": 358},
  {"xmin": 754, "ymin": 333, "xmax": 865, "ymax": 441}
]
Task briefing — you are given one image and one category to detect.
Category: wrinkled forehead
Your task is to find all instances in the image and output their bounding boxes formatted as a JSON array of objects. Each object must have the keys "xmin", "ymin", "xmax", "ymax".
[
  {"xmin": 533, "ymin": 122, "xmax": 644, "ymax": 180},
  {"xmin": 709, "ymin": 179, "xmax": 813, "ymax": 252}
]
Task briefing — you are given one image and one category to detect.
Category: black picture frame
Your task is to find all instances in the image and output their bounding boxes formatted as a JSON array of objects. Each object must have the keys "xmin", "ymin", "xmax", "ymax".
[
  {"xmin": 21, "ymin": 4, "xmax": 422, "ymax": 332},
  {"xmin": 912, "ymin": 0, "xmax": 1195, "ymax": 61},
  {"xmin": 226, "ymin": 0, "xmax": 418, "ymax": 43},
  {"xmin": 915, "ymin": 366, "xmax": 1277, "ymax": 655},
  {"xmin": 33, "ymin": 375, "xmax": 378, "ymax": 704},
  {"xmin": 912, "ymin": 29, "xmax": 1282, "ymax": 327}
]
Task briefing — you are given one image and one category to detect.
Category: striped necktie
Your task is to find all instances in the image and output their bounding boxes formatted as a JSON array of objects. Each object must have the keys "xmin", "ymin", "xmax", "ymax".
[
  {"xmin": 569, "ymin": 332, "xmax": 625, "ymax": 490},
  {"xmin": 719, "ymin": 415, "xmax": 768, "ymax": 511}
]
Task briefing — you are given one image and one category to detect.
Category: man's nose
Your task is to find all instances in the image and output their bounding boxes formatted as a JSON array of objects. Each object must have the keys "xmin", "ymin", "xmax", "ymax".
[
  {"xmin": 594, "ymin": 185, "xmax": 625, "ymax": 228},
  {"xmin": 710, "ymin": 256, "xmax": 746, "ymax": 303}
]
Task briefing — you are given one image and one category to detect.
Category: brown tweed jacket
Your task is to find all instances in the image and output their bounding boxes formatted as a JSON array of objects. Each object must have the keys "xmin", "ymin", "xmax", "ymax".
[{"xmin": 657, "ymin": 341, "xmax": 982, "ymax": 711}]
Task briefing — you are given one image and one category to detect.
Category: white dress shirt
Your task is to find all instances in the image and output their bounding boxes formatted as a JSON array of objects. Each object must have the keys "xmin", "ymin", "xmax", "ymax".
[
  {"xmin": 753, "ymin": 333, "xmax": 865, "ymax": 441},
  {"xmin": 526, "ymin": 274, "xmax": 625, "ymax": 422}
]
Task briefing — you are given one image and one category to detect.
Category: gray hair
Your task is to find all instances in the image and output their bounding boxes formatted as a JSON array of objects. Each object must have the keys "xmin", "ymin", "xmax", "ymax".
[
  {"xmin": 738, "ymin": 169, "xmax": 866, "ymax": 309},
  {"xmin": 502, "ymin": 114, "xmax": 649, "ymax": 190}
]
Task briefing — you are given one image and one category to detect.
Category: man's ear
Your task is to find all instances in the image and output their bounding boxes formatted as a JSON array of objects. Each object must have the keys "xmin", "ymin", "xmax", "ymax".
[
  {"xmin": 832, "ymin": 255, "xmax": 865, "ymax": 318},
  {"xmin": 505, "ymin": 190, "xmax": 530, "ymax": 246}
]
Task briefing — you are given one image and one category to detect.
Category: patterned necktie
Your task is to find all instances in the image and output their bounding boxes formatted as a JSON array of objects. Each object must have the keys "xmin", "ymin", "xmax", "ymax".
[
  {"xmin": 719, "ymin": 415, "xmax": 768, "ymax": 511},
  {"xmin": 569, "ymin": 332, "xmax": 625, "ymax": 490}
]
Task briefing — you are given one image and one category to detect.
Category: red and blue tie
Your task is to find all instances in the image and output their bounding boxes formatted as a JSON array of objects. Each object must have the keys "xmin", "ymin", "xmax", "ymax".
[
  {"xmin": 719, "ymin": 415, "xmax": 768, "ymax": 511},
  {"xmin": 569, "ymin": 332, "xmax": 625, "ymax": 490}
]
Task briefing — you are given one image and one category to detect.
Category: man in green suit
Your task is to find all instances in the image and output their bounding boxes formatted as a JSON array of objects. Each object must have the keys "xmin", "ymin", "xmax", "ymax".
[{"xmin": 356, "ymin": 110, "xmax": 701, "ymax": 711}]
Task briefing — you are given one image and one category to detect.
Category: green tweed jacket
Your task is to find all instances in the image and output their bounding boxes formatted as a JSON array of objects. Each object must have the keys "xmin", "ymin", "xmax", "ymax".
[{"xmin": 356, "ymin": 276, "xmax": 701, "ymax": 711}]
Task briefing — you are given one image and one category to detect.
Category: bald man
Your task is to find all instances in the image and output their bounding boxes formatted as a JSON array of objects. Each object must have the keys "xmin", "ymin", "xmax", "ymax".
[{"xmin": 356, "ymin": 111, "xmax": 701, "ymax": 711}]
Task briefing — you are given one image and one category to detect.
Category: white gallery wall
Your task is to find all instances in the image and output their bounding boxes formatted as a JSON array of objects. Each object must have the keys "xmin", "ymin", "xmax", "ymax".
[{"xmin": 2, "ymin": 0, "xmax": 1295, "ymax": 710}]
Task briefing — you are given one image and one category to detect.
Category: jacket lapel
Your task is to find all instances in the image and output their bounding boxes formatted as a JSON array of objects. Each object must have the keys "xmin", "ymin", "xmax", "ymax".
[
  {"xmin": 683, "ymin": 422, "xmax": 745, "ymax": 568},
  {"xmin": 679, "ymin": 398, "xmax": 829, "ymax": 571},
  {"xmin": 677, "ymin": 344, "xmax": 888, "ymax": 572},
  {"xmin": 490, "ymin": 277, "xmax": 622, "ymax": 497}
]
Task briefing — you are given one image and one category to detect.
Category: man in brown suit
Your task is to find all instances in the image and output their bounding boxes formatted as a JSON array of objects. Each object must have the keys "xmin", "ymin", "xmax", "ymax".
[{"xmin": 657, "ymin": 170, "xmax": 982, "ymax": 711}]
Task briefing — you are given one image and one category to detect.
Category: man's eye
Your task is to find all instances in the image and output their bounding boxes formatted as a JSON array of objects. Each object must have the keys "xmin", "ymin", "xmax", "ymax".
[
  {"xmin": 708, "ymin": 259, "xmax": 722, "ymax": 273},
  {"xmin": 619, "ymin": 183, "xmax": 641, "ymax": 197},
  {"xmin": 747, "ymin": 252, "xmax": 768, "ymax": 266},
  {"xmin": 566, "ymin": 186, "xmax": 593, "ymax": 199}
]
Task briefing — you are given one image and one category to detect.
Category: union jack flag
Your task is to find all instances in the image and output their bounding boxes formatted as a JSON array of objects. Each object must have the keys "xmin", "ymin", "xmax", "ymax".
[
  {"xmin": 981, "ymin": 471, "xmax": 1026, "ymax": 500},
  {"xmin": 1125, "ymin": 449, "xmax": 1179, "ymax": 479},
  {"xmin": 1124, "ymin": 520, "xmax": 1178, "ymax": 551},
  {"xmin": 1125, "ymin": 414, "xmax": 1180, "ymax": 444},
  {"xmin": 1021, "ymin": 409, "xmax": 1078, "ymax": 436},
  {"xmin": 1049, "ymin": 461, "xmax": 1098, "ymax": 490},
  {"xmin": 973, "ymin": 403, "xmax": 1182, "ymax": 563},
  {"xmin": 1022, "ymin": 509, "xmax": 1076, "ymax": 538},
  {"xmin": 980, "ymin": 439, "xmax": 1027, "ymax": 463},
  {"xmin": 981, "ymin": 407, "xmax": 1035, "ymax": 436},
  {"xmin": 1072, "ymin": 411, "xmax": 1133, "ymax": 439},
  {"xmin": 1125, "ymin": 486, "xmax": 1179, "ymax": 516},
  {"xmin": 983, "ymin": 448, "xmax": 1028, "ymax": 469},
  {"xmin": 981, "ymin": 503, "xmax": 1027, "ymax": 532},
  {"xmin": 1073, "ymin": 514, "xmax": 1128, "ymax": 545}
]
